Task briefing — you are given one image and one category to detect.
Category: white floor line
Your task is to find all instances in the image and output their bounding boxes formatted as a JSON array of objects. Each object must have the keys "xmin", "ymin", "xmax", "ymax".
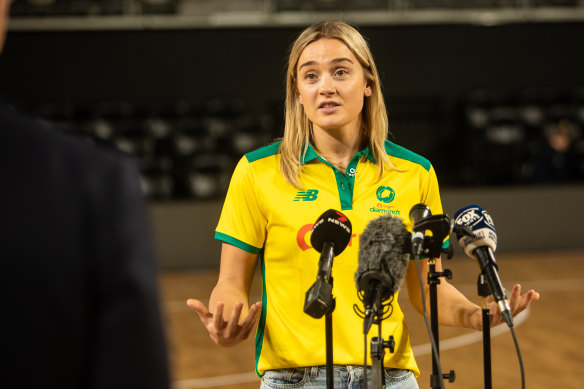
[{"xmin": 412, "ymin": 306, "xmax": 530, "ymax": 355}]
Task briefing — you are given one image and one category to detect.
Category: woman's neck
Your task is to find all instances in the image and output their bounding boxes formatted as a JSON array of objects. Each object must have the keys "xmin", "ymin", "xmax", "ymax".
[{"xmin": 311, "ymin": 125, "xmax": 363, "ymax": 174}]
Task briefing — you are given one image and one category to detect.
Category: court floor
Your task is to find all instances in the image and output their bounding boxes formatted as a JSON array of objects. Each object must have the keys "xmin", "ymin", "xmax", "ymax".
[{"xmin": 159, "ymin": 249, "xmax": 584, "ymax": 389}]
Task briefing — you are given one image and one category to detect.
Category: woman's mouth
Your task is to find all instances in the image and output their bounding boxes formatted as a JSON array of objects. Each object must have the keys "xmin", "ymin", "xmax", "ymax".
[{"xmin": 318, "ymin": 102, "xmax": 340, "ymax": 113}]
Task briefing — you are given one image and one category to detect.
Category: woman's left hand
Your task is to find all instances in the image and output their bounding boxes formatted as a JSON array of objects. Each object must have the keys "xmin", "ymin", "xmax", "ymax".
[{"xmin": 470, "ymin": 284, "xmax": 540, "ymax": 330}]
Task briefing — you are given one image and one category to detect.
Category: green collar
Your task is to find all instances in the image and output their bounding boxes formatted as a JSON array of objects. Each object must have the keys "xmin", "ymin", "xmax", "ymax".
[{"xmin": 301, "ymin": 143, "xmax": 375, "ymax": 164}]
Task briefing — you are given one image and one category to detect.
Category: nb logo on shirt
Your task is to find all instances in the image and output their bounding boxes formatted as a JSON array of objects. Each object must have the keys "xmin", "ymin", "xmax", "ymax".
[{"xmin": 294, "ymin": 189, "xmax": 319, "ymax": 201}]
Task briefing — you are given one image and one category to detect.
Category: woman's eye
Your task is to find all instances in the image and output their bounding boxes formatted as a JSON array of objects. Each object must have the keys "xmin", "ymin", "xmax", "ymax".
[
  {"xmin": 335, "ymin": 69, "xmax": 347, "ymax": 77},
  {"xmin": 305, "ymin": 73, "xmax": 317, "ymax": 80}
]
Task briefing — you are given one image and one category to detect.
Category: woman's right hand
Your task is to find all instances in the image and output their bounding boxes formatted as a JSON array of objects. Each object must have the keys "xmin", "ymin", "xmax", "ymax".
[{"xmin": 186, "ymin": 299, "xmax": 262, "ymax": 347}]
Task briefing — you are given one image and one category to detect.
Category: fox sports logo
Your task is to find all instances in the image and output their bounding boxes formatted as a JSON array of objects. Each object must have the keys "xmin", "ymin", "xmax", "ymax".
[{"xmin": 456, "ymin": 206, "xmax": 495, "ymax": 229}]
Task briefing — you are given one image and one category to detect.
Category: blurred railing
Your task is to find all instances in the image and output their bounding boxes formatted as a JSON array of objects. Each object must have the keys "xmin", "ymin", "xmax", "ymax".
[{"xmin": 8, "ymin": 0, "xmax": 584, "ymax": 30}]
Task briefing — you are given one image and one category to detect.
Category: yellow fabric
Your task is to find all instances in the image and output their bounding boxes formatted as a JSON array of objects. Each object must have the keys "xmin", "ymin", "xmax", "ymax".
[{"xmin": 215, "ymin": 140, "xmax": 444, "ymax": 378}]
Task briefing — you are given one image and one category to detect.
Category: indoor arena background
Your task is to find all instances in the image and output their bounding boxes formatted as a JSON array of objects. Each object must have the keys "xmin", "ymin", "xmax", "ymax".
[{"xmin": 1, "ymin": 1, "xmax": 583, "ymax": 388}]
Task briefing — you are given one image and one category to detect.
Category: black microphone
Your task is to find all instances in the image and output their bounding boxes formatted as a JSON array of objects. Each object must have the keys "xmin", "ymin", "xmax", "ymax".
[
  {"xmin": 304, "ymin": 209, "xmax": 352, "ymax": 319},
  {"xmin": 310, "ymin": 209, "xmax": 352, "ymax": 257},
  {"xmin": 355, "ymin": 215, "xmax": 409, "ymax": 334},
  {"xmin": 408, "ymin": 203, "xmax": 451, "ymax": 259},
  {"xmin": 409, "ymin": 203, "xmax": 431, "ymax": 257},
  {"xmin": 453, "ymin": 205, "xmax": 513, "ymax": 327}
]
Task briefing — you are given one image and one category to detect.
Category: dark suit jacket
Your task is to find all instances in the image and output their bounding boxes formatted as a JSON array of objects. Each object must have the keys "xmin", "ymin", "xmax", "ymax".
[{"xmin": 0, "ymin": 105, "xmax": 170, "ymax": 389}]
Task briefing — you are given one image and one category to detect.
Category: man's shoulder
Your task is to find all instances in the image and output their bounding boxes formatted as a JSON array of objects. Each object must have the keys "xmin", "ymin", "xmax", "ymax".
[{"xmin": 0, "ymin": 104, "xmax": 136, "ymax": 178}]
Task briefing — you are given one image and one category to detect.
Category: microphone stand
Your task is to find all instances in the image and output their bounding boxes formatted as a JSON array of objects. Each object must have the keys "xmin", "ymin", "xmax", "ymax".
[
  {"xmin": 412, "ymin": 214, "xmax": 458, "ymax": 389},
  {"xmin": 370, "ymin": 317, "xmax": 395, "ymax": 389},
  {"xmin": 356, "ymin": 280, "xmax": 396, "ymax": 389},
  {"xmin": 477, "ymin": 274, "xmax": 492, "ymax": 389},
  {"xmin": 304, "ymin": 242, "xmax": 336, "ymax": 389},
  {"xmin": 427, "ymin": 258, "xmax": 456, "ymax": 389},
  {"xmin": 325, "ymin": 283, "xmax": 335, "ymax": 389}
]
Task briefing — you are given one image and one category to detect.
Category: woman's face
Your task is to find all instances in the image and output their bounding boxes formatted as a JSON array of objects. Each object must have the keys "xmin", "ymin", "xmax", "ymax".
[{"xmin": 296, "ymin": 38, "xmax": 371, "ymax": 136}]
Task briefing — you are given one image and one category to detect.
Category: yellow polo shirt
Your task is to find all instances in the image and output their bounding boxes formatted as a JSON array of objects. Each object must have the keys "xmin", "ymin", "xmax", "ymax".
[{"xmin": 215, "ymin": 140, "xmax": 445, "ymax": 378}]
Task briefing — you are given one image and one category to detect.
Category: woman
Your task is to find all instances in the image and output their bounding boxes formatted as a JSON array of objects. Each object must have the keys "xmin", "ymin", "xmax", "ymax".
[{"xmin": 187, "ymin": 21, "xmax": 539, "ymax": 388}]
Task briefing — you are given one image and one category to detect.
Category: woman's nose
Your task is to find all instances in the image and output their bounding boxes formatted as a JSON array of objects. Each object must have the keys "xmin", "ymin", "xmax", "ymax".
[{"xmin": 319, "ymin": 79, "xmax": 336, "ymax": 95}]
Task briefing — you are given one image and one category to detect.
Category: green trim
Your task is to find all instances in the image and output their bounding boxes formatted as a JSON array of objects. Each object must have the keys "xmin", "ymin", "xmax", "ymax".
[
  {"xmin": 254, "ymin": 253, "xmax": 267, "ymax": 377},
  {"xmin": 334, "ymin": 170, "xmax": 354, "ymax": 210},
  {"xmin": 384, "ymin": 140, "xmax": 431, "ymax": 172},
  {"xmin": 214, "ymin": 232, "xmax": 261, "ymax": 254},
  {"xmin": 300, "ymin": 143, "xmax": 319, "ymax": 164},
  {"xmin": 308, "ymin": 146, "xmax": 370, "ymax": 210},
  {"xmin": 312, "ymin": 153, "xmax": 355, "ymax": 210},
  {"xmin": 245, "ymin": 141, "xmax": 282, "ymax": 163},
  {"xmin": 443, "ymin": 237, "xmax": 450, "ymax": 249},
  {"xmin": 361, "ymin": 146, "xmax": 376, "ymax": 163}
]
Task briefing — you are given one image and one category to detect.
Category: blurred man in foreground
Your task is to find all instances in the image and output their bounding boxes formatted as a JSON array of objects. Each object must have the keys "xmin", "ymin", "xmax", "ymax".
[{"xmin": 0, "ymin": 1, "xmax": 171, "ymax": 388}]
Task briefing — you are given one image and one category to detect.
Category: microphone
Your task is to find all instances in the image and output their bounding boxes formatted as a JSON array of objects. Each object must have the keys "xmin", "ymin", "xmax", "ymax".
[
  {"xmin": 453, "ymin": 205, "xmax": 513, "ymax": 327},
  {"xmin": 304, "ymin": 209, "xmax": 352, "ymax": 318},
  {"xmin": 408, "ymin": 203, "xmax": 451, "ymax": 259},
  {"xmin": 310, "ymin": 209, "xmax": 352, "ymax": 257},
  {"xmin": 355, "ymin": 215, "xmax": 409, "ymax": 334},
  {"xmin": 409, "ymin": 203, "xmax": 431, "ymax": 257}
]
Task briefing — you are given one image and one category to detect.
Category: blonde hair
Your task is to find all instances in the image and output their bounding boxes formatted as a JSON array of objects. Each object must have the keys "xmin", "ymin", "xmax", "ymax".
[{"xmin": 279, "ymin": 20, "xmax": 392, "ymax": 189}]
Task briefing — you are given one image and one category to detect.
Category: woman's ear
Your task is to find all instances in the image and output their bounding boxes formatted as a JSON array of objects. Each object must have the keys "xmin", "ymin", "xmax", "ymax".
[{"xmin": 364, "ymin": 86, "xmax": 372, "ymax": 97}]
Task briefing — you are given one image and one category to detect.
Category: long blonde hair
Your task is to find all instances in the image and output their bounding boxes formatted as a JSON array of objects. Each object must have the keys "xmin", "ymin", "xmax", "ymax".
[{"xmin": 280, "ymin": 20, "xmax": 392, "ymax": 189}]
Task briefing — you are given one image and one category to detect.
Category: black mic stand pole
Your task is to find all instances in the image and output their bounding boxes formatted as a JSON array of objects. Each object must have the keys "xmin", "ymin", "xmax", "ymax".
[
  {"xmin": 477, "ymin": 274, "xmax": 492, "ymax": 389},
  {"xmin": 325, "ymin": 284, "xmax": 335, "ymax": 389},
  {"xmin": 427, "ymin": 258, "xmax": 455, "ymax": 389},
  {"xmin": 370, "ymin": 316, "xmax": 395, "ymax": 389},
  {"xmin": 303, "ymin": 241, "xmax": 336, "ymax": 389},
  {"xmin": 410, "ymin": 213, "xmax": 458, "ymax": 388}
]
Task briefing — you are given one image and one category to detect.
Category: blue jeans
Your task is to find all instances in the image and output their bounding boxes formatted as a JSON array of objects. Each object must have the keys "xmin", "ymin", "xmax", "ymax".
[{"xmin": 260, "ymin": 365, "xmax": 418, "ymax": 389}]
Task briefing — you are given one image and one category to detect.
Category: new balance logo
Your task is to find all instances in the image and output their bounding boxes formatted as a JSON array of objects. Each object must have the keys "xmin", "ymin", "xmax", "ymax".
[{"xmin": 294, "ymin": 189, "xmax": 319, "ymax": 201}]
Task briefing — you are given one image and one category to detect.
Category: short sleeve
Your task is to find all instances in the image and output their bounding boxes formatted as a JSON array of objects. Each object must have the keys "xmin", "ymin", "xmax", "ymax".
[
  {"xmin": 215, "ymin": 156, "xmax": 266, "ymax": 254},
  {"xmin": 422, "ymin": 165, "xmax": 443, "ymax": 215},
  {"xmin": 421, "ymin": 165, "xmax": 449, "ymax": 249}
]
